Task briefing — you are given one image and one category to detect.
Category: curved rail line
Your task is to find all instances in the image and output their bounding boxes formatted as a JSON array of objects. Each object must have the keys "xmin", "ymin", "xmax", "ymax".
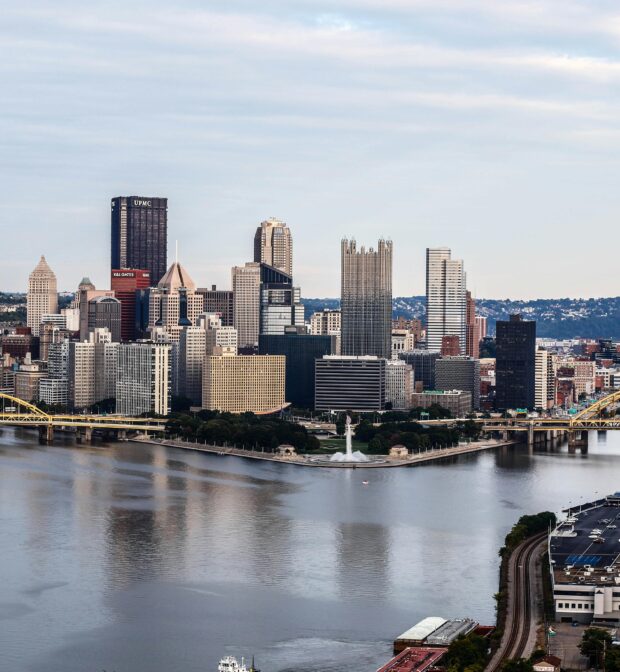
[{"xmin": 487, "ymin": 532, "xmax": 546, "ymax": 672}]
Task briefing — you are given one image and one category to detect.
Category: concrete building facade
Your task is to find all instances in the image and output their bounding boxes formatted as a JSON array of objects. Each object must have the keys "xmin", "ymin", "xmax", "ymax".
[
  {"xmin": 116, "ymin": 342, "xmax": 171, "ymax": 416},
  {"xmin": 425, "ymin": 247, "xmax": 467, "ymax": 354},
  {"xmin": 202, "ymin": 354, "xmax": 286, "ymax": 414},
  {"xmin": 27, "ymin": 256, "xmax": 58, "ymax": 337}
]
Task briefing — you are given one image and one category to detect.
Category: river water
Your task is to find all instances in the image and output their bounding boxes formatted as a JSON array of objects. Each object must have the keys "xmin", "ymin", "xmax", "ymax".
[{"xmin": 1, "ymin": 427, "xmax": 620, "ymax": 672}]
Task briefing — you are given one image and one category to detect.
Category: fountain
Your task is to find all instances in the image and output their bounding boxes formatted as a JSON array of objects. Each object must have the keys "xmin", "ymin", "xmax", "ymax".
[{"xmin": 329, "ymin": 416, "xmax": 369, "ymax": 463}]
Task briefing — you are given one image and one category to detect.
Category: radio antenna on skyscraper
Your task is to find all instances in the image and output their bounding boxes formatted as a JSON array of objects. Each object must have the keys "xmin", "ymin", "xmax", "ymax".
[{"xmin": 175, "ymin": 240, "xmax": 178, "ymax": 264}]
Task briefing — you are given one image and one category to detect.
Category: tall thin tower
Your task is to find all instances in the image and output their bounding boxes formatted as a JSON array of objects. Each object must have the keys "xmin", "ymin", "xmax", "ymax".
[
  {"xmin": 27, "ymin": 256, "xmax": 58, "ymax": 336},
  {"xmin": 341, "ymin": 238, "xmax": 392, "ymax": 359},
  {"xmin": 425, "ymin": 247, "xmax": 467, "ymax": 353},
  {"xmin": 254, "ymin": 218, "xmax": 293, "ymax": 276}
]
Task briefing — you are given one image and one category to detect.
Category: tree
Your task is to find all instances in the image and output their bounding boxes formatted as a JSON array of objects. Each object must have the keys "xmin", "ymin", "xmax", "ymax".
[
  {"xmin": 443, "ymin": 634, "xmax": 488, "ymax": 672},
  {"xmin": 580, "ymin": 628, "xmax": 612, "ymax": 668},
  {"xmin": 501, "ymin": 659, "xmax": 533, "ymax": 672}
]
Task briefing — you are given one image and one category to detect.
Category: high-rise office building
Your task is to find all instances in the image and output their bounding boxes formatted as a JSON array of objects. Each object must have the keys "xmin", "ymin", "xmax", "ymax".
[
  {"xmin": 202, "ymin": 353, "xmax": 286, "ymax": 414},
  {"xmin": 232, "ymin": 262, "xmax": 261, "ymax": 349},
  {"xmin": 93, "ymin": 330, "xmax": 118, "ymax": 403},
  {"xmin": 87, "ymin": 296, "xmax": 122, "ymax": 343},
  {"xmin": 116, "ymin": 341, "xmax": 171, "ymax": 416},
  {"xmin": 111, "ymin": 196, "xmax": 168, "ymax": 284},
  {"xmin": 435, "ymin": 356, "xmax": 481, "ymax": 409},
  {"xmin": 425, "ymin": 247, "xmax": 467, "ymax": 354},
  {"xmin": 465, "ymin": 291, "xmax": 479, "ymax": 359},
  {"xmin": 254, "ymin": 218, "xmax": 293, "ymax": 276},
  {"xmin": 178, "ymin": 326, "xmax": 206, "ymax": 405},
  {"xmin": 535, "ymin": 348, "xmax": 550, "ymax": 411},
  {"xmin": 398, "ymin": 350, "xmax": 441, "ymax": 391},
  {"xmin": 111, "ymin": 269, "xmax": 151, "ymax": 341},
  {"xmin": 76, "ymin": 279, "xmax": 115, "ymax": 341},
  {"xmin": 259, "ymin": 329, "xmax": 336, "ymax": 409},
  {"xmin": 315, "ymin": 355, "xmax": 387, "ymax": 411},
  {"xmin": 341, "ymin": 239, "xmax": 392, "ymax": 360},
  {"xmin": 68, "ymin": 341, "xmax": 96, "ymax": 410},
  {"xmin": 197, "ymin": 285, "xmax": 234, "ymax": 326},
  {"xmin": 385, "ymin": 360, "xmax": 414, "ymax": 410},
  {"xmin": 495, "ymin": 314, "xmax": 536, "ymax": 411},
  {"xmin": 475, "ymin": 316, "xmax": 488, "ymax": 340},
  {"xmin": 260, "ymin": 264, "xmax": 304, "ymax": 336},
  {"xmin": 27, "ymin": 256, "xmax": 58, "ymax": 337},
  {"xmin": 148, "ymin": 261, "xmax": 203, "ymax": 342}
]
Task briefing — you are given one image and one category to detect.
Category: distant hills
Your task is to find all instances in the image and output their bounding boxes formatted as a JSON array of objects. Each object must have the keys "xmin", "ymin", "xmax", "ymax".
[
  {"xmin": 2, "ymin": 292, "xmax": 618, "ymax": 339},
  {"xmin": 303, "ymin": 296, "xmax": 620, "ymax": 340}
]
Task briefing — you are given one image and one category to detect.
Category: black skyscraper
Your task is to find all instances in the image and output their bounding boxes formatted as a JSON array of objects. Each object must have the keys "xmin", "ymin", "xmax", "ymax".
[
  {"xmin": 259, "ymin": 329, "xmax": 335, "ymax": 409},
  {"xmin": 495, "ymin": 314, "xmax": 536, "ymax": 411},
  {"xmin": 111, "ymin": 197, "xmax": 168, "ymax": 285}
]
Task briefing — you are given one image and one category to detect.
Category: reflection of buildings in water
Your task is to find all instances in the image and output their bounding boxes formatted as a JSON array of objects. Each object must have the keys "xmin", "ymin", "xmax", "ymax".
[
  {"xmin": 104, "ymin": 444, "xmax": 188, "ymax": 591},
  {"xmin": 179, "ymin": 453, "xmax": 295, "ymax": 587},
  {"xmin": 336, "ymin": 520, "xmax": 390, "ymax": 600}
]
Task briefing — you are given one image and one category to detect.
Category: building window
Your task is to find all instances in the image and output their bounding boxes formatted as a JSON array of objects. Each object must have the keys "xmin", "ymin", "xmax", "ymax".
[
  {"xmin": 571, "ymin": 603, "xmax": 576, "ymax": 609},
  {"xmin": 558, "ymin": 603, "xmax": 563, "ymax": 608}
]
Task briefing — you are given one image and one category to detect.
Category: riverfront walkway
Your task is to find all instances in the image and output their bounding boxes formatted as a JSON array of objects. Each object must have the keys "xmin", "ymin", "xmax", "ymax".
[{"xmin": 132, "ymin": 437, "xmax": 517, "ymax": 468}]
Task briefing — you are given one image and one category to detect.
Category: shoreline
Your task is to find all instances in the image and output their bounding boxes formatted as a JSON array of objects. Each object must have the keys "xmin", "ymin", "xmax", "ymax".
[{"xmin": 130, "ymin": 436, "xmax": 519, "ymax": 468}]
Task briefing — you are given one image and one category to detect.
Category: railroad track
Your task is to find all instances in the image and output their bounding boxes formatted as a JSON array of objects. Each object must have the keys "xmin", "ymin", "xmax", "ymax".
[{"xmin": 487, "ymin": 532, "xmax": 546, "ymax": 672}]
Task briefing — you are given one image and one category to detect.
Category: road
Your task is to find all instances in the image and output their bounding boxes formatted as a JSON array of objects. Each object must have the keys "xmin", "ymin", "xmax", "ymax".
[{"xmin": 486, "ymin": 532, "xmax": 547, "ymax": 672}]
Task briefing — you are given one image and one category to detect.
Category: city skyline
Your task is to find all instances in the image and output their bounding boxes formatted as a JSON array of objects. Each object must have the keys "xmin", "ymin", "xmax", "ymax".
[{"xmin": 3, "ymin": 2, "xmax": 620, "ymax": 298}]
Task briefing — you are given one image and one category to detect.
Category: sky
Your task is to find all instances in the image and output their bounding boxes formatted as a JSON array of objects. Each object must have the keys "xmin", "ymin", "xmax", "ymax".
[{"xmin": 2, "ymin": 0, "xmax": 620, "ymax": 299}]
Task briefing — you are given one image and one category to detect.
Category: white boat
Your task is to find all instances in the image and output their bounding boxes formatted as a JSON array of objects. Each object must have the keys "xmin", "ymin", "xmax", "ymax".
[{"xmin": 218, "ymin": 656, "xmax": 259, "ymax": 672}]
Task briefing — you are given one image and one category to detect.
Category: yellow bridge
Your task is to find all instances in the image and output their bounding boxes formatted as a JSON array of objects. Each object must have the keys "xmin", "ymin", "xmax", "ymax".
[{"xmin": 0, "ymin": 393, "xmax": 167, "ymax": 442}]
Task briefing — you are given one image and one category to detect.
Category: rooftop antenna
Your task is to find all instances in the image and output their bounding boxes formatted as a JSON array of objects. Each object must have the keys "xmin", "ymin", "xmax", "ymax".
[{"xmin": 175, "ymin": 240, "xmax": 179, "ymax": 264}]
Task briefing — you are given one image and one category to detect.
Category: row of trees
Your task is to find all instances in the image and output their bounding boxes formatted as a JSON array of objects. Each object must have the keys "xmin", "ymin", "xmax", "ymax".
[
  {"xmin": 165, "ymin": 410, "xmax": 320, "ymax": 453},
  {"xmin": 352, "ymin": 418, "xmax": 481, "ymax": 454},
  {"xmin": 499, "ymin": 512, "xmax": 557, "ymax": 558}
]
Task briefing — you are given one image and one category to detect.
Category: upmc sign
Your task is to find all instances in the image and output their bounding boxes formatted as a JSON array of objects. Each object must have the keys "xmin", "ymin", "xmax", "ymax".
[{"xmin": 133, "ymin": 199, "xmax": 152, "ymax": 207}]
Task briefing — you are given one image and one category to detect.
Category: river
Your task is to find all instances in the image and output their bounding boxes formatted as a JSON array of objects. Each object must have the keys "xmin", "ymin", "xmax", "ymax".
[{"xmin": 1, "ymin": 427, "xmax": 619, "ymax": 672}]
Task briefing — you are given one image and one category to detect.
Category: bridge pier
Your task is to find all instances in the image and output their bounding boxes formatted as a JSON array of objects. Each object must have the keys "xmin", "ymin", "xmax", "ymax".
[
  {"xmin": 38, "ymin": 425, "xmax": 54, "ymax": 444},
  {"xmin": 568, "ymin": 430, "xmax": 588, "ymax": 452},
  {"xmin": 76, "ymin": 427, "xmax": 93, "ymax": 444}
]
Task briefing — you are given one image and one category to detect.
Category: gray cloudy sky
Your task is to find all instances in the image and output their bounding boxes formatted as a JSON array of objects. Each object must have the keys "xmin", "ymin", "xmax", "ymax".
[{"xmin": 2, "ymin": 0, "xmax": 620, "ymax": 298}]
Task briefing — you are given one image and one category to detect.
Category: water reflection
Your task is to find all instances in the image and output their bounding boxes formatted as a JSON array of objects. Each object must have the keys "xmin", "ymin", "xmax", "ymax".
[{"xmin": 3, "ymin": 429, "xmax": 620, "ymax": 671}]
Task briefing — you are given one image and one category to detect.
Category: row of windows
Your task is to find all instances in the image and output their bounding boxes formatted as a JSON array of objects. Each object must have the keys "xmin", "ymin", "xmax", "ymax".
[{"xmin": 557, "ymin": 602, "xmax": 593, "ymax": 610}]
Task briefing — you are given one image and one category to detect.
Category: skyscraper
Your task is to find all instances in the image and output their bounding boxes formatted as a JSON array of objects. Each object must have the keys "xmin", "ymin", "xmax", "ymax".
[
  {"xmin": 111, "ymin": 196, "xmax": 168, "ymax": 284},
  {"xmin": 254, "ymin": 218, "xmax": 293, "ymax": 276},
  {"xmin": 87, "ymin": 297, "xmax": 122, "ymax": 342},
  {"xmin": 259, "ymin": 264, "xmax": 304, "ymax": 336},
  {"xmin": 425, "ymin": 247, "xmax": 467, "ymax": 354},
  {"xmin": 465, "ymin": 291, "xmax": 479, "ymax": 359},
  {"xmin": 197, "ymin": 285, "xmax": 234, "ymax": 326},
  {"xmin": 148, "ymin": 260, "xmax": 203, "ymax": 342},
  {"xmin": 27, "ymin": 256, "xmax": 58, "ymax": 336},
  {"xmin": 111, "ymin": 269, "xmax": 151, "ymax": 341},
  {"xmin": 341, "ymin": 238, "xmax": 392, "ymax": 360},
  {"xmin": 116, "ymin": 341, "xmax": 171, "ymax": 416},
  {"xmin": 232, "ymin": 262, "xmax": 261, "ymax": 349},
  {"xmin": 495, "ymin": 314, "xmax": 536, "ymax": 411}
]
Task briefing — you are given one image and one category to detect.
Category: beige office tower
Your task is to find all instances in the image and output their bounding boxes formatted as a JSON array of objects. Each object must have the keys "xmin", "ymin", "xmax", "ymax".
[
  {"xmin": 341, "ymin": 239, "xmax": 392, "ymax": 360},
  {"xmin": 425, "ymin": 247, "xmax": 467, "ymax": 354},
  {"xmin": 27, "ymin": 256, "xmax": 58, "ymax": 336},
  {"xmin": 254, "ymin": 218, "xmax": 293, "ymax": 276},
  {"xmin": 232, "ymin": 262, "xmax": 261, "ymax": 349},
  {"xmin": 116, "ymin": 342, "xmax": 171, "ymax": 416},
  {"xmin": 148, "ymin": 260, "xmax": 203, "ymax": 342},
  {"xmin": 68, "ymin": 341, "xmax": 96, "ymax": 410},
  {"xmin": 202, "ymin": 354, "xmax": 285, "ymax": 413}
]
